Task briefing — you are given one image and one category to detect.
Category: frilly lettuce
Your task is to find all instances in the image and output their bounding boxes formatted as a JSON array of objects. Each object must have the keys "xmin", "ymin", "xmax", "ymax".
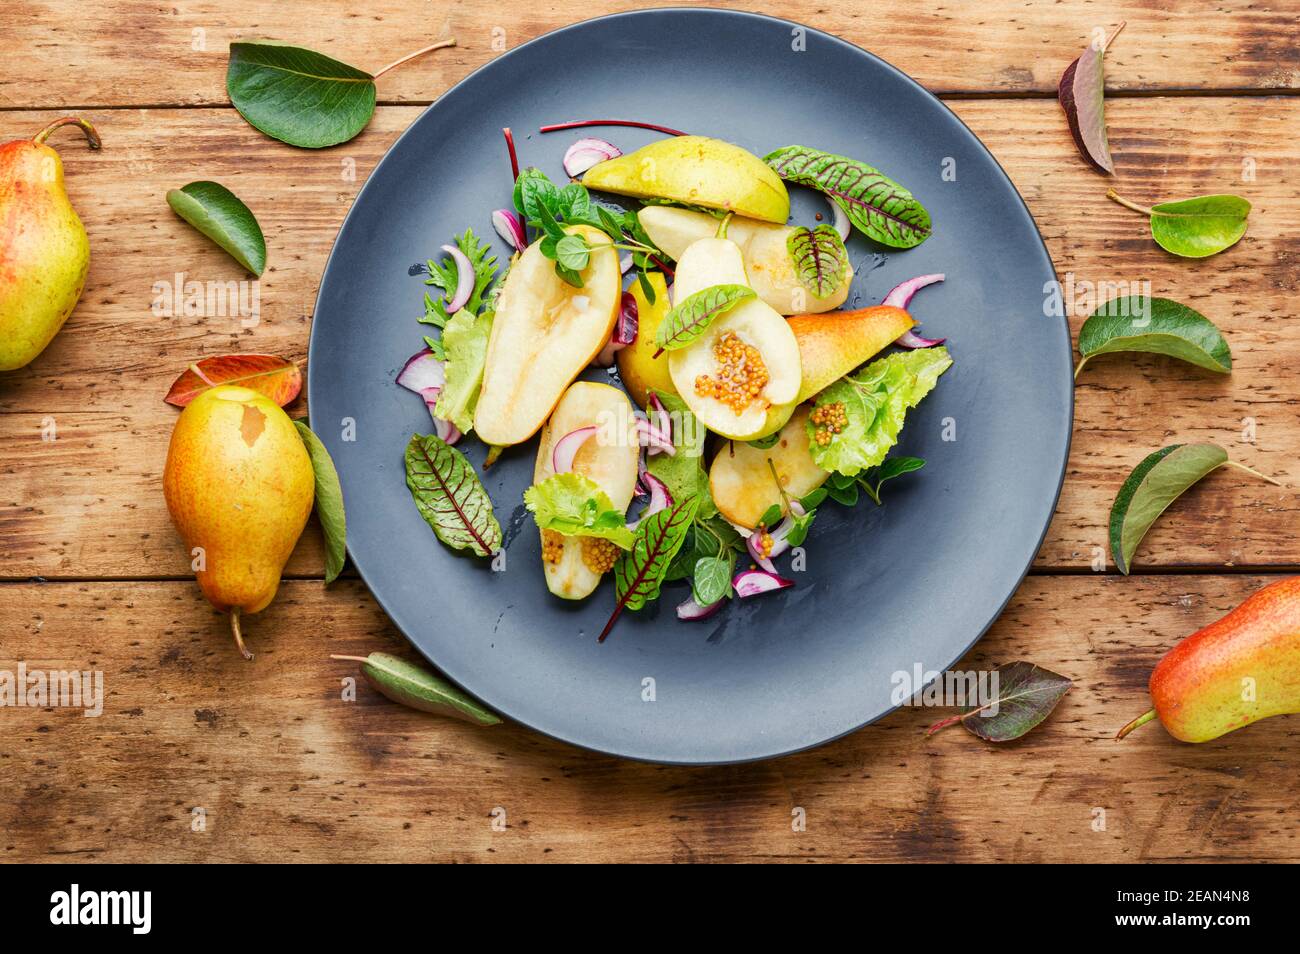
[
  {"xmin": 524, "ymin": 472, "xmax": 634, "ymax": 549},
  {"xmin": 808, "ymin": 347, "xmax": 952, "ymax": 476},
  {"xmin": 434, "ymin": 307, "xmax": 493, "ymax": 433}
]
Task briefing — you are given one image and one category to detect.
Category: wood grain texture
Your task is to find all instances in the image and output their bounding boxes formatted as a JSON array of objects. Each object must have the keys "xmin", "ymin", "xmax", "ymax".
[
  {"xmin": 0, "ymin": 97, "xmax": 1296, "ymax": 577},
  {"xmin": 1, "ymin": 0, "xmax": 1297, "ymax": 109},
  {"xmin": 2, "ymin": 575, "xmax": 1297, "ymax": 863}
]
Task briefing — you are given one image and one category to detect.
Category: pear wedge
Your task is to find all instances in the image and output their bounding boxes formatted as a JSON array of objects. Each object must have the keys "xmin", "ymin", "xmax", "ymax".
[
  {"xmin": 710, "ymin": 405, "xmax": 829, "ymax": 529},
  {"xmin": 639, "ymin": 206, "xmax": 850, "ymax": 315},
  {"xmin": 584, "ymin": 136, "xmax": 790, "ymax": 224},
  {"xmin": 667, "ymin": 236, "xmax": 801, "ymax": 441},
  {"xmin": 474, "ymin": 224, "xmax": 620, "ymax": 447},
  {"xmin": 533, "ymin": 382, "xmax": 639, "ymax": 600}
]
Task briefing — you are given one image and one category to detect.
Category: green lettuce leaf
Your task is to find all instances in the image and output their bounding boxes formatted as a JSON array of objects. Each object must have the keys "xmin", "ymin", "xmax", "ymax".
[
  {"xmin": 434, "ymin": 308, "xmax": 493, "ymax": 433},
  {"xmin": 524, "ymin": 473, "xmax": 635, "ymax": 549},
  {"xmin": 645, "ymin": 391, "xmax": 717, "ymax": 519},
  {"xmin": 808, "ymin": 347, "xmax": 952, "ymax": 476}
]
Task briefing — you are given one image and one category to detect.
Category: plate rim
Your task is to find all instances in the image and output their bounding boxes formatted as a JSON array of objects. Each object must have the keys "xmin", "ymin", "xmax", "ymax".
[{"xmin": 307, "ymin": 6, "xmax": 1073, "ymax": 765}]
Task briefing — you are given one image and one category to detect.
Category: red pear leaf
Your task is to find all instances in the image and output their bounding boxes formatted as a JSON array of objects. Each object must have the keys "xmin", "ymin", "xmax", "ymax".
[
  {"xmin": 1058, "ymin": 22, "xmax": 1125, "ymax": 174},
  {"xmin": 164, "ymin": 353, "xmax": 302, "ymax": 407}
]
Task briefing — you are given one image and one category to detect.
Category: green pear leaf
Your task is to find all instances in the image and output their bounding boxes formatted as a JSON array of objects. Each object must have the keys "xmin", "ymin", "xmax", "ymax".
[
  {"xmin": 1076, "ymin": 296, "xmax": 1231, "ymax": 378},
  {"xmin": 349, "ymin": 652, "xmax": 500, "ymax": 725},
  {"xmin": 292, "ymin": 421, "xmax": 347, "ymax": 584},
  {"xmin": 1109, "ymin": 443, "xmax": 1277, "ymax": 574},
  {"xmin": 1108, "ymin": 190, "xmax": 1251, "ymax": 258},
  {"xmin": 166, "ymin": 181, "xmax": 266, "ymax": 275}
]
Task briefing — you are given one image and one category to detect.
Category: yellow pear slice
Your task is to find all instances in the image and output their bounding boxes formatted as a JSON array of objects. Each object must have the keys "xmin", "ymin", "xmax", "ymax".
[
  {"xmin": 639, "ymin": 206, "xmax": 850, "ymax": 315},
  {"xmin": 709, "ymin": 405, "xmax": 829, "ymax": 529},
  {"xmin": 533, "ymin": 382, "xmax": 639, "ymax": 600},
  {"xmin": 583, "ymin": 136, "xmax": 790, "ymax": 224},
  {"xmin": 667, "ymin": 237, "xmax": 801, "ymax": 441},
  {"xmin": 474, "ymin": 225, "xmax": 620, "ymax": 446}
]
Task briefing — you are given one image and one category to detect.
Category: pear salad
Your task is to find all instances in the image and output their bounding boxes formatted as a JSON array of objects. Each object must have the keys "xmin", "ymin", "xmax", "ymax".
[{"xmin": 397, "ymin": 126, "xmax": 951, "ymax": 641}]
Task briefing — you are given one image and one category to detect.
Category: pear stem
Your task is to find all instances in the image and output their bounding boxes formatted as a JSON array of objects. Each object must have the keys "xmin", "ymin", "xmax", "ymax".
[
  {"xmin": 1223, "ymin": 459, "xmax": 1282, "ymax": 486},
  {"xmin": 371, "ymin": 38, "xmax": 456, "ymax": 80},
  {"xmin": 230, "ymin": 608, "xmax": 253, "ymax": 661},
  {"xmin": 1106, "ymin": 189, "xmax": 1152, "ymax": 217},
  {"xmin": 33, "ymin": 116, "xmax": 102, "ymax": 150},
  {"xmin": 329, "ymin": 654, "xmax": 370, "ymax": 664},
  {"xmin": 1115, "ymin": 708, "xmax": 1157, "ymax": 740},
  {"xmin": 715, "ymin": 212, "xmax": 734, "ymax": 240}
]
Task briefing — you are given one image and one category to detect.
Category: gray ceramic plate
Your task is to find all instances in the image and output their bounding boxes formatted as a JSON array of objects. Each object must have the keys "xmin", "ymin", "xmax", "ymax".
[{"xmin": 307, "ymin": 8, "xmax": 1071, "ymax": 763}]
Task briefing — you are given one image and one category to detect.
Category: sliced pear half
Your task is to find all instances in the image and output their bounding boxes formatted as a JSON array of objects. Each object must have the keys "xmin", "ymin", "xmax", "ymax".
[
  {"xmin": 474, "ymin": 225, "xmax": 620, "ymax": 447},
  {"xmin": 709, "ymin": 405, "xmax": 829, "ymax": 529},
  {"xmin": 666, "ymin": 236, "xmax": 801, "ymax": 441},
  {"xmin": 533, "ymin": 382, "xmax": 639, "ymax": 600}
]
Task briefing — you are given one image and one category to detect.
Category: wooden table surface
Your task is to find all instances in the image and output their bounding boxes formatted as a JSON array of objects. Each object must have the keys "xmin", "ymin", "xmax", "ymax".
[{"xmin": 2, "ymin": 1, "xmax": 1298, "ymax": 863}]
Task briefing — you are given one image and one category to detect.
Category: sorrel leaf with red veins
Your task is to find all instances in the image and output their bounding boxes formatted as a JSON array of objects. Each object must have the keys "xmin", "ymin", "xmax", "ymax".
[
  {"xmin": 1058, "ymin": 22, "xmax": 1125, "ymax": 174},
  {"xmin": 763, "ymin": 145, "xmax": 930, "ymax": 248},
  {"xmin": 599, "ymin": 494, "xmax": 700, "ymax": 641},
  {"xmin": 164, "ymin": 353, "xmax": 302, "ymax": 407},
  {"xmin": 926, "ymin": 662, "xmax": 1072, "ymax": 742},
  {"xmin": 404, "ymin": 434, "xmax": 501, "ymax": 558},
  {"xmin": 787, "ymin": 224, "xmax": 849, "ymax": 298},
  {"xmin": 654, "ymin": 284, "xmax": 754, "ymax": 352}
]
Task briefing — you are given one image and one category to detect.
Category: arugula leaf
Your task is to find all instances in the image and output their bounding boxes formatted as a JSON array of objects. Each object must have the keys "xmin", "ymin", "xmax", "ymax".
[
  {"xmin": 808, "ymin": 347, "xmax": 951, "ymax": 476},
  {"xmin": 600, "ymin": 494, "xmax": 700, "ymax": 641},
  {"xmin": 645, "ymin": 392, "xmax": 716, "ymax": 519},
  {"xmin": 434, "ymin": 308, "xmax": 493, "ymax": 433},
  {"xmin": 655, "ymin": 284, "xmax": 755, "ymax": 351},
  {"xmin": 405, "ymin": 434, "xmax": 501, "ymax": 557},
  {"xmin": 420, "ymin": 229, "xmax": 497, "ymax": 359},
  {"xmin": 524, "ymin": 473, "xmax": 635, "ymax": 550}
]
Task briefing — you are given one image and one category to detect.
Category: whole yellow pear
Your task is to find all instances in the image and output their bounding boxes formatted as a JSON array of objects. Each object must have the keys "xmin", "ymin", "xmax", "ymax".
[
  {"xmin": 163, "ymin": 385, "xmax": 315, "ymax": 658},
  {"xmin": 0, "ymin": 117, "xmax": 100, "ymax": 371}
]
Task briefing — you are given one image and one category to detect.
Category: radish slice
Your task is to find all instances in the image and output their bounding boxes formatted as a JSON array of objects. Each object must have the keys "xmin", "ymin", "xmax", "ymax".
[
  {"xmin": 563, "ymin": 137, "xmax": 622, "ymax": 177},
  {"xmin": 827, "ymin": 198, "xmax": 851, "ymax": 240},
  {"xmin": 551, "ymin": 425, "xmax": 598, "ymax": 474},
  {"xmin": 439, "ymin": 243, "xmax": 474, "ymax": 314},
  {"xmin": 733, "ymin": 569, "xmax": 795, "ymax": 598},
  {"xmin": 677, "ymin": 594, "xmax": 725, "ymax": 621},
  {"xmin": 396, "ymin": 348, "xmax": 446, "ymax": 393},
  {"xmin": 492, "ymin": 209, "xmax": 526, "ymax": 250},
  {"xmin": 883, "ymin": 273, "xmax": 946, "ymax": 349},
  {"xmin": 637, "ymin": 418, "xmax": 675, "ymax": 456}
]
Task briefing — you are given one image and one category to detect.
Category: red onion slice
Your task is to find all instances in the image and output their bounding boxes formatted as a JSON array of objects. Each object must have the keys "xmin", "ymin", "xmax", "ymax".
[
  {"xmin": 396, "ymin": 348, "xmax": 446, "ymax": 393},
  {"xmin": 745, "ymin": 532, "xmax": 777, "ymax": 575},
  {"xmin": 492, "ymin": 209, "xmax": 526, "ymax": 250},
  {"xmin": 594, "ymin": 292, "xmax": 640, "ymax": 366},
  {"xmin": 619, "ymin": 252, "xmax": 633, "ymax": 275},
  {"xmin": 733, "ymin": 569, "xmax": 795, "ymax": 598},
  {"xmin": 627, "ymin": 472, "xmax": 673, "ymax": 531},
  {"xmin": 551, "ymin": 425, "xmax": 598, "ymax": 474},
  {"xmin": 637, "ymin": 417, "xmax": 675, "ymax": 456},
  {"xmin": 883, "ymin": 273, "xmax": 946, "ymax": 349},
  {"xmin": 563, "ymin": 137, "xmax": 622, "ymax": 178},
  {"xmin": 827, "ymin": 197, "xmax": 851, "ymax": 240},
  {"xmin": 439, "ymin": 243, "xmax": 474, "ymax": 314},
  {"xmin": 677, "ymin": 594, "xmax": 725, "ymax": 621}
]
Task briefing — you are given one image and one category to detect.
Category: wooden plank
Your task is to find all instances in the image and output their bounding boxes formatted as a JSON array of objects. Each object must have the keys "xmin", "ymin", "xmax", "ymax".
[
  {"xmin": 1, "ymin": 97, "xmax": 1296, "ymax": 577},
  {"xmin": 1, "ymin": 574, "xmax": 1297, "ymax": 862},
  {"xmin": 1, "ymin": 0, "xmax": 1297, "ymax": 109}
]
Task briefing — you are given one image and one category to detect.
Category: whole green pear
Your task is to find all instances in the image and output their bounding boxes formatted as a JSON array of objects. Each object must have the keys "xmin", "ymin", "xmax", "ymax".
[{"xmin": 0, "ymin": 117, "xmax": 100, "ymax": 371}]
